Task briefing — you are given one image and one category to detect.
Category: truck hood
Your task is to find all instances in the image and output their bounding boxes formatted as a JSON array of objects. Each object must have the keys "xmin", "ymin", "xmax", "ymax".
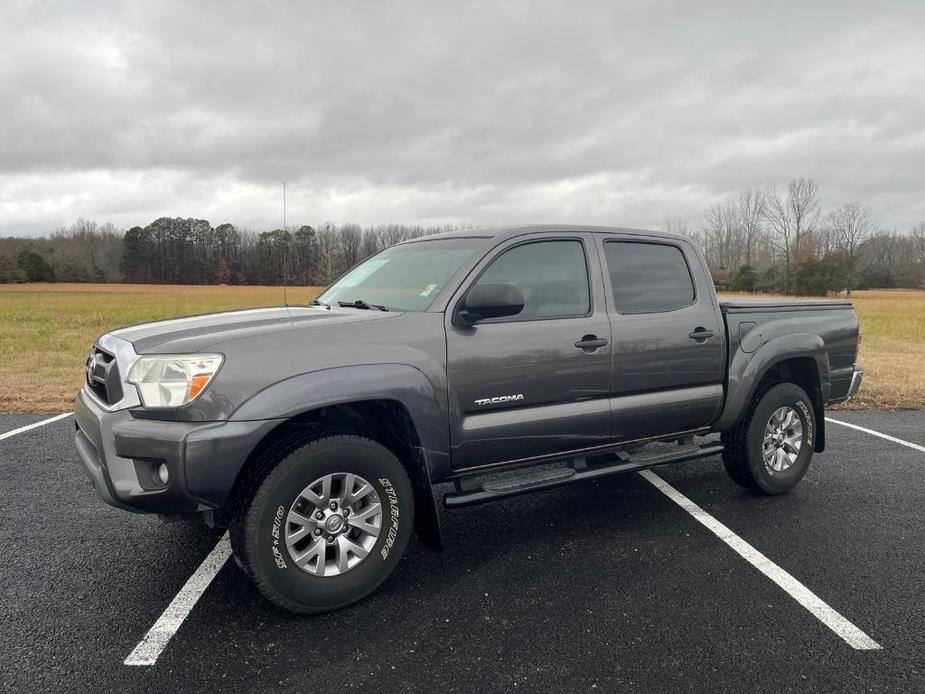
[{"xmin": 111, "ymin": 306, "xmax": 399, "ymax": 353}]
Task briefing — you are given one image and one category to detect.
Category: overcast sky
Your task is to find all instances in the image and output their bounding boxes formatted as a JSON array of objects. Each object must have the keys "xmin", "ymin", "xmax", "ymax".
[{"xmin": 1, "ymin": 0, "xmax": 923, "ymax": 236}]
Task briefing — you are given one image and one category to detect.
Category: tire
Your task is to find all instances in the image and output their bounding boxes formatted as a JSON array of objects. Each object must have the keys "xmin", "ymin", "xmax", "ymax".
[
  {"xmin": 230, "ymin": 430, "xmax": 414, "ymax": 614},
  {"xmin": 722, "ymin": 382, "xmax": 817, "ymax": 495}
]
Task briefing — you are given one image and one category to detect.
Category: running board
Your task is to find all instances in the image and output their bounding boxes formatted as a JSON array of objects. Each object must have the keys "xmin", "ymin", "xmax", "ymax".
[{"xmin": 444, "ymin": 441, "xmax": 724, "ymax": 508}]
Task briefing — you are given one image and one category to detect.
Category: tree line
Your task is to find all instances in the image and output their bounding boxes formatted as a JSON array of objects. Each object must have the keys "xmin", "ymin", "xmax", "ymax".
[
  {"xmin": 1, "ymin": 179, "xmax": 923, "ymax": 295},
  {"xmin": 664, "ymin": 177, "xmax": 925, "ymax": 295},
  {"xmin": 0, "ymin": 219, "xmax": 463, "ymax": 287}
]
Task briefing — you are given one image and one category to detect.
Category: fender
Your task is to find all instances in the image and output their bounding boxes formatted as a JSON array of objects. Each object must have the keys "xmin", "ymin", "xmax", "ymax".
[
  {"xmin": 230, "ymin": 363, "xmax": 450, "ymax": 549},
  {"xmin": 716, "ymin": 332, "xmax": 830, "ymax": 434},
  {"xmin": 230, "ymin": 364, "xmax": 449, "ymax": 466}
]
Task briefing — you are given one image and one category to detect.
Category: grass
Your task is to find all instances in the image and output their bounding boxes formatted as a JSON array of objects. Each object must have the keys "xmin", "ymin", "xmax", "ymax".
[
  {"xmin": 824, "ymin": 290, "xmax": 925, "ymax": 411},
  {"xmin": 0, "ymin": 283, "xmax": 322, "ymax": 413},
  {"xmin": 0, "ymin": 284, "xmax": 921, "ymax": 413}
]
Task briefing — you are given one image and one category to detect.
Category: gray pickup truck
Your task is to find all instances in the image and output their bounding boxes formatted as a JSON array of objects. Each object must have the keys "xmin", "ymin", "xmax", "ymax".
[{"xmin": 74, "ymin": 225, "xmax": 862, "ymax": 613}]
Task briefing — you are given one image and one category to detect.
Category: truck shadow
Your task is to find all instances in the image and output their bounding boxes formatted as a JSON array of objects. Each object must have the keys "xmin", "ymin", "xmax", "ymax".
[
  {"xmin": 293, "ymin": 462, "xmax": 727, "ymax": 610},
  {"xmin": 174, "ymin": 460, "xmax": 750, "ymax": 676}
]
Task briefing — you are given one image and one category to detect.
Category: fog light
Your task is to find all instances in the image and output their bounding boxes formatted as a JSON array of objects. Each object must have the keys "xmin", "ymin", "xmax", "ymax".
[{"xmin": 156, "ymin": 463, "xmax": 169, "ymax": 486}]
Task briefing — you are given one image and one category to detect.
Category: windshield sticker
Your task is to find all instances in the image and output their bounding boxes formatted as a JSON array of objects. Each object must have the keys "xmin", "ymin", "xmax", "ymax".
[
  {"xmin": 331, "ymin": 258, "xmax": 390, "ymax": 288},
  {"xmin": 419, "ymin": 283, "xmax": 438, "ymax": 297}
]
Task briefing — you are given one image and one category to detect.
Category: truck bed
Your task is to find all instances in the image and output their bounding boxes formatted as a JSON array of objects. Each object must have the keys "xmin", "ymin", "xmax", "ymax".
[{"xmin": 719, "ymin": 297, "xmax": 859, "ymax": 407}]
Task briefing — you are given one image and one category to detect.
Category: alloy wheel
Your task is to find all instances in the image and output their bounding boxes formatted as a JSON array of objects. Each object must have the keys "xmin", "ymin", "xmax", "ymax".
[
  {"xmin": 284, "ymin": 472, "xmax": 382, "ymax": 576},
  {"xmin": 762, "ymin": 406, "xmax": 803, "ymax": 473}
]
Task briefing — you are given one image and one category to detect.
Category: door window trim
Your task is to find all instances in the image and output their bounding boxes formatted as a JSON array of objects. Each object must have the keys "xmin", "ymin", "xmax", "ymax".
[
  {"xmin": 454, "ymin": 236, "xmax": 594, "ymax": 324},
  {"xmin": 602, "ymin": 239, "xmax": 698, "ymax": 315}
]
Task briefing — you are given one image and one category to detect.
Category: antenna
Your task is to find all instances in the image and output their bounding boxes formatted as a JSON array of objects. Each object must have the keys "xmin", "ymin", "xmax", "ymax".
[{"xmin": 282, "ymin": 180, "xmax": 289, "ymax": 310}]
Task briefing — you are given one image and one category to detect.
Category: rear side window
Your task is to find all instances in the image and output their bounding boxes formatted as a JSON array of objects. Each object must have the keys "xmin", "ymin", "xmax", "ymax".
[
  {"xmin": 603, "ymin": 241, "xmax": 695, "ymax": 313},
  {"xmin": 476, "ymin": 240, "xmax": 590, "ymax": 318}
]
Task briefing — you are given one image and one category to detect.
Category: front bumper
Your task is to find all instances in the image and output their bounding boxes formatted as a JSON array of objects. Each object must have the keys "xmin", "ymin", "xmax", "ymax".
[{"xmin": 74, "ymin": 388, "xmax": 278, "ymax": 515}]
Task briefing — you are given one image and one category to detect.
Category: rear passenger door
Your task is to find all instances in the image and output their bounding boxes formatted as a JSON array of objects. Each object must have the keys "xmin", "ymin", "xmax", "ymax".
[
  {"xmin": 445, "ymin": 234, "xmax": 613, "ymax": 469},
  {"xmin": 597, "ymin": 236, "xmax": 724, "ymax": 440}
]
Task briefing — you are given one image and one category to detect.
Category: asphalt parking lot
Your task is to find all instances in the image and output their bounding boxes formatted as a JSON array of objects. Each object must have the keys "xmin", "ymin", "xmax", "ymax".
[{"xmin": 1, "ymin": 411, "xmax": 923, "ymax": 693}]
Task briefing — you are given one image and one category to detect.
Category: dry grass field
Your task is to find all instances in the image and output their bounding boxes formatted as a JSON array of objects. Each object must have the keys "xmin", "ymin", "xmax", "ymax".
[
  {"xmin": 0, "ymin": 283, "xmax": 322, "ymax": 413},
  {"xmin": 0, "ymin": 283, "xmax": 921, "ymax": 413}
]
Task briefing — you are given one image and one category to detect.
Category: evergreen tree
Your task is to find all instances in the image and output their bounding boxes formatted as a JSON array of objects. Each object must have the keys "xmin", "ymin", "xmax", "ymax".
[{"xmin": 17, "ymin": 249, "xmax": 56, "ymax": 282}]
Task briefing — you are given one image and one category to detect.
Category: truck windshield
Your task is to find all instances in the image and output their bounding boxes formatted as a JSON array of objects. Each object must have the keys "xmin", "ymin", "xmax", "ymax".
[{"xmin": 315, "ymin": 238, "xmax": 485, "ymax": 312}]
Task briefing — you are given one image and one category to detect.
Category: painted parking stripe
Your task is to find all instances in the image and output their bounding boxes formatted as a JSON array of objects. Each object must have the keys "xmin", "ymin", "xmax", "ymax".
[
  {"xmin": 825, "ymin": 417, "xmax": 925, "ymax": 454},
  {"xmin": 0, "ymin": 412, "xmax": 72, "ymax": 440},
  {"xmin": 125, "ymin": 533, "xmax": 232, "ymax": 666},
  {"xmin": 639, "ymin": 469, "xmax": 881, "ymax": 650}
]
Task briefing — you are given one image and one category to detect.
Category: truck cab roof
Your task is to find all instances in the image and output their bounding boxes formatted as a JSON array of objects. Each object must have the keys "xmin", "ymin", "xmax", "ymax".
[{"xmin": 402, "ymin": 224, "xmax": 686, "ymax": 244}]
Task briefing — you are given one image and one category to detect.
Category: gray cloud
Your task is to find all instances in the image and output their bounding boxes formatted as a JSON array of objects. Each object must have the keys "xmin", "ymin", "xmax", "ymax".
[{"xmin": 1, "ymin": 0, "xmax": 924, "ymax": 234}]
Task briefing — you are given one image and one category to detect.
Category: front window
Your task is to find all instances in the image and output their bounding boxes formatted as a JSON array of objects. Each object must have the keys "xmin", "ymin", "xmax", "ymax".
[
  {"xmin": 474, "ymin": 240, "xmax": 590, "ymax": 318},
  {"xmin": 316, "ymin": 238, "xmax": 485, "ymax": 311}
]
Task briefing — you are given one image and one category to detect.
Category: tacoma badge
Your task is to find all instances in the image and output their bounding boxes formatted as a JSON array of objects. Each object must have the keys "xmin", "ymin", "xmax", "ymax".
[{"xmin": 474, "ymin": 394, "xmax": 525, "ymax": 406}]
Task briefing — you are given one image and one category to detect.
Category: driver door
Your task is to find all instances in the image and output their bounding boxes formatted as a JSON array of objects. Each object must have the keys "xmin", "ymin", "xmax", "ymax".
[{"xmin": 445, "ymin": 234, "xmax": 613, "ymax": 470}]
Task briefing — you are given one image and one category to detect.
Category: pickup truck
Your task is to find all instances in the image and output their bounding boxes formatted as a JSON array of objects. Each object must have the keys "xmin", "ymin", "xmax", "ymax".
[{"xmin": 74, "ymin": 224, "xmax": 863, "ymax": 613}]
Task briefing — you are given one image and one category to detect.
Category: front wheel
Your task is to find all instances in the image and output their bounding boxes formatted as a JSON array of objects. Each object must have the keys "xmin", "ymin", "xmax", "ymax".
[
  {"xmin": 722, "ymin": 382, "xmax": 817, "ymax": 494},
  {"xmin": 230, "ymin": 432, "xmax": 414, "ymax": 613}
]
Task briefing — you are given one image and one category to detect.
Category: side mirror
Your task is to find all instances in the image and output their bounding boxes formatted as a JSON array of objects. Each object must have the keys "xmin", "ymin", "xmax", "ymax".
[{"xmin": 458, "ymin": 282, "xmax": 524, "ymax": 324}]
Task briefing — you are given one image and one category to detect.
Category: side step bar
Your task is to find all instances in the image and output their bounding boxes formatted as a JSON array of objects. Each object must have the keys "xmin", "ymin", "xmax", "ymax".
[{"xmin": 444, "ymin": 441, "xmax": 724, "ymax": 508}]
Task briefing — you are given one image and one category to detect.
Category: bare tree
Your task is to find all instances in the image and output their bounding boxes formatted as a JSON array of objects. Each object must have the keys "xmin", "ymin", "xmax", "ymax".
[
  {"xmin": 360, "ymin": 228, "xmax": 381, "ymax": 259},
  {"xmin": 827, "ymin": 202, "xmax": 873, "ymax": 295},
  {"xmin": 312, "ymin": 223, "xmax": 341, "ymax": 285},
  {"xmin": 911, "ymin": 222, "xmax": 925, "ymax": 267},
  {"xmin": 704, "ymin": 199, "xmax": 741, "ymax": 271},
  {"xmin": 338, "ymin": 223, "xmax": 364, "ymax": 270},
  {"xmin": 860, "ymin": 232, "xmax": 903, "ymax": 288},
  {"xmin": 763, "ymin": 178, "xmax": 820, "ymax": 293},
  {"xmin": 736, "ymin": 189, "xmax": 765, "ymax": 266},
  {"xmin": 376, "ymin": 224, "xmax": 412, "ymax": 248}
]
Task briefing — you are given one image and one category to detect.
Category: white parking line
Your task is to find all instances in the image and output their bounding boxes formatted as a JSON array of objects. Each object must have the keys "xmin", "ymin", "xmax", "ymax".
[
  {"xmin": 639, "ymin": 469, "xmax": 881, "ymax": 650},
  {"xmin": 0, "ymin": 412, "xmax": 72, "ymax": 440},
  {"xmin": 825, "ymin": 417, "xmax": 925, "ymax": 454},
  {"xmin": 125, "ymin": 533, "xmax": 232, "ymax": 666}
]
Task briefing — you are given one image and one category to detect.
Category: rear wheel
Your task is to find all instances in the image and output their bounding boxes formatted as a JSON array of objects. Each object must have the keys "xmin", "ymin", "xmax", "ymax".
[
  {"xmin": 230, "ymin": 431, "xmax": 414, "ymax": 613},
  {"xmin": 722, "ymin": 382, "xmax": 817, "ymax": 494}
]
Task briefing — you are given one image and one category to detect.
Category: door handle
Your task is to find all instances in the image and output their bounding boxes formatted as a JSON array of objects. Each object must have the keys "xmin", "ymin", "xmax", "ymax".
[
  {"xmin": 688, "ymin": 327, "xmax": 715, "ymax": 341},
  {"xmin": 575, "ymin": 335, "xmax": 608, "ymax": 351}
]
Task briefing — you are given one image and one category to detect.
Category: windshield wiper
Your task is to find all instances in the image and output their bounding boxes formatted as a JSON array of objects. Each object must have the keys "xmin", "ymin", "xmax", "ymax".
[
  {"xmin": 337, "ymin": 299, "xmax": 389, "ymax": 311},
  {"xmin": 311, "ymin": 299, "xmax": 331, "ymax": 310}
]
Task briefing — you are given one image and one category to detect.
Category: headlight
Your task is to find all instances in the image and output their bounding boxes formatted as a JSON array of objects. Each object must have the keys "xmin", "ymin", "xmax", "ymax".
[{"xmin": 127, "ymin": 354, "xmax": 223, "ymax": 407}]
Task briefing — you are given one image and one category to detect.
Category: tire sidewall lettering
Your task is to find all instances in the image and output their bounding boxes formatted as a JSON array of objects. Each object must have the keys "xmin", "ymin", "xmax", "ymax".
[
  {"xmin": 795, "ymin": 398, "xmax": 814, "ymax": 448},
  {"xmin": 378, "ymin": 477, "xmax": 400, "ymax": 561},
  {"xmin": 270, "ymin": 505, "xmax": 288, "ymax": 569}
]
